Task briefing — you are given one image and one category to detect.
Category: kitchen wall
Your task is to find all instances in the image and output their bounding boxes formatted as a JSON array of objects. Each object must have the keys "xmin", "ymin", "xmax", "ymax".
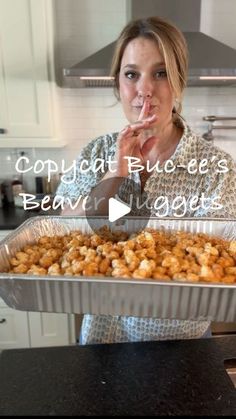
[
  {"xmin": 1, "ymin": 0, "xmax": 236, "ymax": 194},
  {"xmin": 201, "ymin": 0, "xmax": 236, "ymax": 49}
]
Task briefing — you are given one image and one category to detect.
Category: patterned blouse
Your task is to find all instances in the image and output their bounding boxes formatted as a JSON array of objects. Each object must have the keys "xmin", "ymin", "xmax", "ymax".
[{"xmin": 56, "ymin": 118, "xmax": 236, "ymax": 345}]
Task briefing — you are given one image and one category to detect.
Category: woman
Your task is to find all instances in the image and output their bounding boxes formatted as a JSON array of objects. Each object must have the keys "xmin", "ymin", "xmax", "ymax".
[{"xmin": 57, "ymin": 17, "xmax": 236, "ymax": 344}]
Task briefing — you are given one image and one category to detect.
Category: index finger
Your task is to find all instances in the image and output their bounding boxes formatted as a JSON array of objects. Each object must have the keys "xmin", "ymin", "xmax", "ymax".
[{"xmin": 138, "ymin": 100, "xmax": 150, "ymax": 121}]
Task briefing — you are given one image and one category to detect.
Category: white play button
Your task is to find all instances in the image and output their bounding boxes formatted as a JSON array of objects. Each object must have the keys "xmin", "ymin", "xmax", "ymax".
[
  {"xmin": 108, "ymin": 197, "xmax": 131, "ymax": 222},
  {"xmin": 85, "ymin": 177, "xmax": 151, "ymax": 235}
]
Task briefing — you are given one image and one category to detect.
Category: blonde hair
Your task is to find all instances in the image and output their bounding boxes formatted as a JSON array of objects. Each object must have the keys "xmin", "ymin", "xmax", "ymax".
[{"xmin": 110, "ymin": 16, "xmax": 188, "ymax": 114}]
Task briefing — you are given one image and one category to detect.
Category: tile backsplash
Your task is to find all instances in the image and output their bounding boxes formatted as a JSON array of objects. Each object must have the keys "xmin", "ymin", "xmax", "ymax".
[{"xmin": 1, "ymin": 85, "xmax": 236, "ymax": 194}]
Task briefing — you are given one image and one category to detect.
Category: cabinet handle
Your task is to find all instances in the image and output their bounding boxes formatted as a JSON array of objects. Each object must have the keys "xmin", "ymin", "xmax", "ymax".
[
  {"xmin": 0, "ymin": 128, "xmax": 6, "ymax": 134},
  {"xmin": 0, "ymin": 318, "xmax": 6, "ymax": 324}
]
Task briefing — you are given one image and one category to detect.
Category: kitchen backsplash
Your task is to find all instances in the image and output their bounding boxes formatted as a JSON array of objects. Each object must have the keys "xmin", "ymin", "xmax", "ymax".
[{"xmin": 1, "ymin": 85, "xmax": 236, "ymax": 194}]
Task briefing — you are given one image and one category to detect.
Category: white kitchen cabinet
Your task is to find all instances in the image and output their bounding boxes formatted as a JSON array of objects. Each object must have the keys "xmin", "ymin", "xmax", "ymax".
[
  {"xmin": 0, "ymin": 301, "xmax": 31, "ymax": 350},
  {"xmin": 0, "ymin": 229, "xmax": 76, "ymax": 349},
  {"xmin": 0, "ymin": 300, "xmax": 76, "ymax": 349},
  {"xmin": 28, "ymin": 312, "xmax": 75, "ymax": 348},
  {"xmin": 0, "ymin": 0, "xmax": 65, "ymax": 148}
]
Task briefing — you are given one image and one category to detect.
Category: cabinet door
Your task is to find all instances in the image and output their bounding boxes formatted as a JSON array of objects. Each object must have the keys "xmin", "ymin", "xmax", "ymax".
[
  {"xmin": 0, "ymin": 228, "xmax": 30, "ymax": 349},
  {"xmin": 28, "ymin": 312, "xmax": 75, "ymax": 347},
  {"xmin": 0, "ymin": 306, "xmax": 30, "ymax": 349},
  {"xmin": 0, "ymin": 0, "xmax": 64, "ymax": 147},
  {"xmin": 0, "ymin": 304, "xmax": 76, "ymax": 349}
]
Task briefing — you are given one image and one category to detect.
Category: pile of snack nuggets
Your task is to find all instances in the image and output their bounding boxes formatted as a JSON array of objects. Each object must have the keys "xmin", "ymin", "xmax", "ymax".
[{"xmin": 8, "ymin": 226, "xmax": 236, "ymax": 283}]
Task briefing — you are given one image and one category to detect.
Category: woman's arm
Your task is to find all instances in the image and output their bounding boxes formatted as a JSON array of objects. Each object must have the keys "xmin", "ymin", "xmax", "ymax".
[{"xmin": 59, "ymin": 102, "xmax": 157, "ymax": 216}]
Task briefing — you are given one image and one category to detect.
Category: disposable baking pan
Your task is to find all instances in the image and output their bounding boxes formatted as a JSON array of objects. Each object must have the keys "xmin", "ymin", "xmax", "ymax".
[{"xmin": 0, "ymin": 216, "xmax": 236, "ymax": 321}]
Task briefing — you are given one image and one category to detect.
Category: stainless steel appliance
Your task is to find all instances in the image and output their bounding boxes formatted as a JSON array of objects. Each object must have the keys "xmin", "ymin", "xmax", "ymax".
[{"xmin": 62, "ymin": 0, "xmax": 236, "ymax": 87}]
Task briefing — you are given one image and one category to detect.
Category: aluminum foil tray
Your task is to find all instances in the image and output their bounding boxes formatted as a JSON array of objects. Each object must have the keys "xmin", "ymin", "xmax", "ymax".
[{"xmin": 0, "ymin": 216, "xmax": 236, "ymax": 321}]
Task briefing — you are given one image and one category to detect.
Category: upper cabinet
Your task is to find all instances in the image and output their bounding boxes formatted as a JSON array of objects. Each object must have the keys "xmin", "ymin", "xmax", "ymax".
[{"xmin": 0, "ymin": 0, "xmax": 65, "ymax": 147}]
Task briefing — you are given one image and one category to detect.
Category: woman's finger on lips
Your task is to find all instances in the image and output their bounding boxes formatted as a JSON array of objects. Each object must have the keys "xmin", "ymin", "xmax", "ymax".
[{"xmin": 138, "ymin": 100, "xmax": 150, "ymax": 121}]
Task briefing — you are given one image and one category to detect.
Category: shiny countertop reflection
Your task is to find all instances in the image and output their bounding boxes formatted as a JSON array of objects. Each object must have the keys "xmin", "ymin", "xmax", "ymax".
[{"xmin": 0, "ymin": 205, "xmax": 60, "ymax": 230}]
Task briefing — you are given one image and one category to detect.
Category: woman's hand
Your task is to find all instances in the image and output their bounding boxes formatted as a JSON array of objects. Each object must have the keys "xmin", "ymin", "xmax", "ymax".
[{"xmin": 114, "ymin": 101, "xmax": 158, "ymax": 177}]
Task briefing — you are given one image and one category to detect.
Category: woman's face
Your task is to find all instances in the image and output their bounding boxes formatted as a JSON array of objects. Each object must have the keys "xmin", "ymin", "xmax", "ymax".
[{"xmin": 118, "ymin": 37, "xmax": 175, "ymax": 127}]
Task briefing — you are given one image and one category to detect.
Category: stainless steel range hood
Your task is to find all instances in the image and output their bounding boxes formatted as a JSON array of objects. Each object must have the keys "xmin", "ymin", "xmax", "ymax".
[{"xmin": 63, "ymin": 0, "xmax": 236, "ymax": 87}]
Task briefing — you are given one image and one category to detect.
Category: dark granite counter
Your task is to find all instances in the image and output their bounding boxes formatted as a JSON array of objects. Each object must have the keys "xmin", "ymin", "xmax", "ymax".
[
  {"xmin": 0, "ymin": 336, "xmax": 236, "ymax": 416},
  {"xmin": 0, "ymin": 205, "xmax": 60, "ymax": 230}
]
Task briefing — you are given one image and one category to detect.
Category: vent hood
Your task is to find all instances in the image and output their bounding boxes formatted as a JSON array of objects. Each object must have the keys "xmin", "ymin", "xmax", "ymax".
[{"xmin": 63, "ymin": 0, "xmax": 236, "ymax": 87}]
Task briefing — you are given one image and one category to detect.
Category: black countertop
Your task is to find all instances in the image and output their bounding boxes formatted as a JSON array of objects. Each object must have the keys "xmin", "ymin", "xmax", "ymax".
[
  {"xmin": 0, "ymin": 205, "xmax": 60, "ymax": 230},
  {"xmin": 0, "ymin": 336, "xmax": 236, "ymax": 416}
]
